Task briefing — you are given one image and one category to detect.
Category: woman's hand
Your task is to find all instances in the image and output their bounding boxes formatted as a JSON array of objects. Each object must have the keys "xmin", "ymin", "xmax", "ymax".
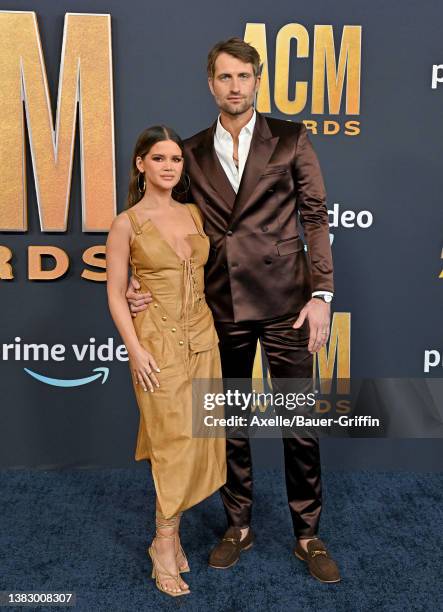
[{"xmin": 129, "ymin": 344, "xmax": 161, "ymax": 392}]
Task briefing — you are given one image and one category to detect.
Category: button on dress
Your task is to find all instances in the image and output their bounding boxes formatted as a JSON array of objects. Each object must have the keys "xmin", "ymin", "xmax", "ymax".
[{"xmin": 125, "ymin": 203, "xmax": 226, "ymax": 518}]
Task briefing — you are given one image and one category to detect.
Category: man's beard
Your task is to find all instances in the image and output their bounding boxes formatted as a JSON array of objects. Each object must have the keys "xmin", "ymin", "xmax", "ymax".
[{"xmin": 217, "ymin": 97, "xmax": 253, "ymax": 117}]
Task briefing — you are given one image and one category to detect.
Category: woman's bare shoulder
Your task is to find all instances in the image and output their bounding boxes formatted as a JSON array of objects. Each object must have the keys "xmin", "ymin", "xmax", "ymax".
[{"xmin": 109, "ymin": 209, "xmax": 132, "ymax": 235}]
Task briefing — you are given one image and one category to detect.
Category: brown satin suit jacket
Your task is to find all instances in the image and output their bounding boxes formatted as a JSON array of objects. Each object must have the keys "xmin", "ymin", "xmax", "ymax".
[{"xmin": 183, "ymin": 111, "xmax": 333, "ymax": 323}]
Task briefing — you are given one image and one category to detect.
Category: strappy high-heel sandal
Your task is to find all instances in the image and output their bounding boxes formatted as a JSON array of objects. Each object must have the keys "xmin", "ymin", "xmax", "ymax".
[
  {"xmin": 148, "ymin": 513, "xmax": 190, "ymax": 597},
  {"xmin": 148, "ymin": 537, "xmax": 190, "ymax": 597},
  {"xmin": 147, "ymin": 513, "xmax": 190, "ymax": 574}
]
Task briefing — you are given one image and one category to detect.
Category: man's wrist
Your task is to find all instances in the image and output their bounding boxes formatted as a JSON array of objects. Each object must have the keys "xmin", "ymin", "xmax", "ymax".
[{"xmin": 312, "ymin": 291, "xmax": 333, "ymax": 304}]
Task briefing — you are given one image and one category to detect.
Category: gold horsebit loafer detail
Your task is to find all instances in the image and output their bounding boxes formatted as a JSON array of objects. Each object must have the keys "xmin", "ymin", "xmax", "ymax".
[{"xmin": 294, "ymin": 538, "xmax": 341, "ymax": 583}]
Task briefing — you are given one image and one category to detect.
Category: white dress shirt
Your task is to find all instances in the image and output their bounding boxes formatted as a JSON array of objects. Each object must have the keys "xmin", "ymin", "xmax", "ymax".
[
  {"xmin": 213, "ymin": 110, "xmax": 256, "ymax": 194},
  {"xmin": 213, "ymin": 110, "xmax": 333, "ymax": 302}
]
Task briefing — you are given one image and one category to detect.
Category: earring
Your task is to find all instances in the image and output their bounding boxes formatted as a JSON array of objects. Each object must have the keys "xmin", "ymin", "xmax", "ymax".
[
  {"xmin": 137, "ymin": 172, "xmax": 146, "ymax": 194},
  {"xmin": 172, "ymin": 173, "xmax": 191, "ymax": 196}
]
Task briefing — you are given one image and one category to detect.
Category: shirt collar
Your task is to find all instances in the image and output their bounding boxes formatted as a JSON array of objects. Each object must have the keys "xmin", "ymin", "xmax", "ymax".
[{"xmin": 215, "ymin": 109, "xmax": 256, "ymax": 141}]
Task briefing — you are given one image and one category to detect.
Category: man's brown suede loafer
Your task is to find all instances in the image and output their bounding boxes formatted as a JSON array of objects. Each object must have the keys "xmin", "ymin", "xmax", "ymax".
[
  {"xmin": 209, "ymin": 527, "xmax": 255, "ymax": 569},
  {"xmin": 294, "ymin": 538, "xmax": 341, "ymax": 583}
]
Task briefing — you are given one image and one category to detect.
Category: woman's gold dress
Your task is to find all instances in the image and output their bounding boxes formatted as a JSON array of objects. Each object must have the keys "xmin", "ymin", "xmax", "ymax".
[{"xmin": 126, "ymin": 203, "xmax": 226, "ymax": 518}]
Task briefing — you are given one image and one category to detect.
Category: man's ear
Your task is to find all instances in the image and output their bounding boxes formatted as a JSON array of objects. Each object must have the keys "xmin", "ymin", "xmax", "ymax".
[
  {"xmin": 255, "ymin": 75, "xmax": 261, "ymax": 94},
  {"xmin": 208, "ymin": 77, "xmax": 215, "ymax": 96}
]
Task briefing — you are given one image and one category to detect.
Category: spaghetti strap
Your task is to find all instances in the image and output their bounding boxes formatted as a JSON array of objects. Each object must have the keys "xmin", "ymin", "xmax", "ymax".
[
  {"xmin": 187, "ymin": 204, "xmax": 205, "ymax": 237},
  {"xmin": 126, "ymin": 209, "xmax": 142, "ymax": 235}
]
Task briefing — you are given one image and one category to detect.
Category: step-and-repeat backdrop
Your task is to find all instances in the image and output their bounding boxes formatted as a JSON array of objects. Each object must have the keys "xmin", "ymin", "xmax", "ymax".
[{"xmin": 0, "ymin": 1, "xmax": 442, "ymax": 468}]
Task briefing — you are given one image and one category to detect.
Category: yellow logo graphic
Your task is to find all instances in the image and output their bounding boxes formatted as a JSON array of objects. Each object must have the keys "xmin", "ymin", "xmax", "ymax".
[
  {"xmin": 0, "ymin": 11, "xmax": 116, "ymax": 233},
  {"xmin": 244, "ymin": 22, "xmax": 362, "ymax": 135}
]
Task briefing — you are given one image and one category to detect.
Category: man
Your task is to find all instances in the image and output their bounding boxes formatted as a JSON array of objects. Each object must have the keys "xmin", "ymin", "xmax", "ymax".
[{"xmin": 126, "ymin": 37, "xmax": 340, "ymax": 583}]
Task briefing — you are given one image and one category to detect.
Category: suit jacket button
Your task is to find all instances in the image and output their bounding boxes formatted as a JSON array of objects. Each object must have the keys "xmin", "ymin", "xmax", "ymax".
[
  {"xmin": 161, "ymin": 315, "xmax": 167, "ymax": 321},
  {"xmin": 226, "ymin": 230, "xmax": 233, "ymax": 236},
  {"xmin": 179, "ymin": 340, "xmax": 184, "ymax": 345}
]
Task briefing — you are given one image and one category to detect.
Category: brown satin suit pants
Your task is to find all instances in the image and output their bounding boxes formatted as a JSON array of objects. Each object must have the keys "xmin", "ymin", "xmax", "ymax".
[{"xmin": 214, "ymin": 312, "xmax": 322, "ymax": 538}]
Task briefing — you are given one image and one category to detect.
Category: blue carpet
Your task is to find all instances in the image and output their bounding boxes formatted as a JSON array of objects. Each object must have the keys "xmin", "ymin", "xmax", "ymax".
[{"xmin": 0, "ymin": 468, "xmax": 442, "ymax": 612}]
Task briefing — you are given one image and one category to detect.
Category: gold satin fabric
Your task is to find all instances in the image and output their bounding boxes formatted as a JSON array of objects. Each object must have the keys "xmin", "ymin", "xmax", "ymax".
[{"xmin": 126, "ymin": 204, "xmax": 226, "ymax": 518}]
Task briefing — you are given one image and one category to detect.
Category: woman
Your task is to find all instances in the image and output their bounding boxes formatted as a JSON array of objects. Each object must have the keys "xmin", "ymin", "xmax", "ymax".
[{"xmin": 106, "ymin": 126, "xmax": 226, "ymax": 597}]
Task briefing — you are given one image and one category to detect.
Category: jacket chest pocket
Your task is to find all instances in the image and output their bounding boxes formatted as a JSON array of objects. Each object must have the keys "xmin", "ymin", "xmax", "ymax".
[
  {"xmin": 261, "ymin": 165, "xmax": 288, "ymax": 177},
  {"xmin": 260, "ymin": 166, "xmax": 292, "ymax": 194}
]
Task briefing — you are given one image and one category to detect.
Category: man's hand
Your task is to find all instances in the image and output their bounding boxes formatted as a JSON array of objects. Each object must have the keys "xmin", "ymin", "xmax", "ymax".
[
  {"xmin": 126, "ymin": 275, "xmax": 153, "ymax": 318},
  {"xmin": 293, "ymin": 298, "xmax": 331, "ymax": 353}
]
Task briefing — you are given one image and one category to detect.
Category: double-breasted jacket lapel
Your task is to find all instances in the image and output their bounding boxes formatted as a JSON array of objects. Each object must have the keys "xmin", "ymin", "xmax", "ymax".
[
  {"xmin": 190, "ymin": 112, "xmax": 279, "ymax": 228},
  {"xmin": 192, "ymin": 121, "xmax": 236, "ymax": 214},
  {"xmin": 228, "ymin": 112, "xmax": 279, "ymax": 226}
]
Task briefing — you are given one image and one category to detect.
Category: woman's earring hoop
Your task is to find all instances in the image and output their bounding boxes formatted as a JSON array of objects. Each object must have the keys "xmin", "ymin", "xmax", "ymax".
[
  {"xmin": 172, "ymin": 173, "xmax": 191, "ymax": 196},
  {"xmin": 137, "ymin": 172, "xmax": 146, "ymax": 194}
]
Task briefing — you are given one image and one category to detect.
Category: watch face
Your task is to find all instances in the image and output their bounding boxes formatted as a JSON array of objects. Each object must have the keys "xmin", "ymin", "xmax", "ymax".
[{"xmin": 324, "ymin": 294, "xmax": 332, "ymax": 303}]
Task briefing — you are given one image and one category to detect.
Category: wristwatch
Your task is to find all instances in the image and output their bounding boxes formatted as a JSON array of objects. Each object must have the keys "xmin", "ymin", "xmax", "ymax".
[{"xmin": 312, "ymin": 292, "xmax": 333, "ymax": 304}]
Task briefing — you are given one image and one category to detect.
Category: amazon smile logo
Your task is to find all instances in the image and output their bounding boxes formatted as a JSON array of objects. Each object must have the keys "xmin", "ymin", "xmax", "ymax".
[{"xmin": 24, "ymin": 366, "xmax": 109, "ymax": 387}]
